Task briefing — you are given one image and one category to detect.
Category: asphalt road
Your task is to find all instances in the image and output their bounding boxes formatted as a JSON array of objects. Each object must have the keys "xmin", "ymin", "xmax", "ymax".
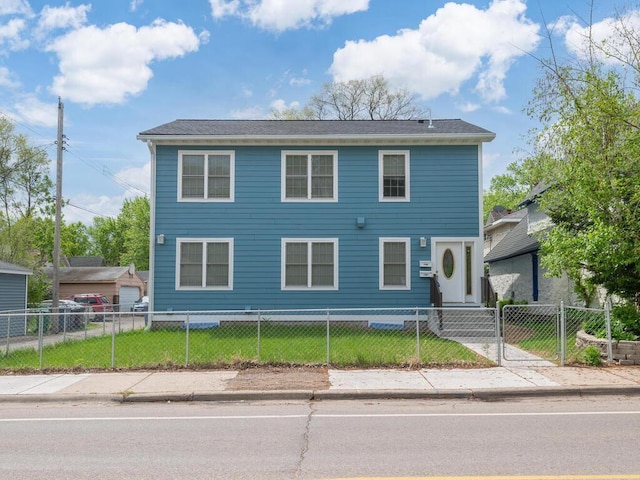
[{"xmin": 1, "ymin": 397, "xmax": 640, "ymax": 479}]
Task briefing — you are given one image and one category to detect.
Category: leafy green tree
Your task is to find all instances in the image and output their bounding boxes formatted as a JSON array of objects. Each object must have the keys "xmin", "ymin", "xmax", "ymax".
[
  {"xmin": 119, "ymin": 196, "xmax": 150, "ymax": 270},
  {"xmin": 89, "ymin": 216, "xmax": 124, "ymax": 266},
  {"xmin": 272, "ymin": 75, "xmax": 427, "ymax": 120},
  {"xmin": 89, "ymin": 196, "xmax": 150, "ymax": 269},
  {"xmin": 526, "ymin": 23, "xmax": 640, "ymax": 306}
]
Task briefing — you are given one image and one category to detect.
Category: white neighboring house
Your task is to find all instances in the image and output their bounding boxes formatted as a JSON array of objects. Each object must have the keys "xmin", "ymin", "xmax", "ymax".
[
  {"xmin": 484, "ymin": 185, "xmax": 579, "ymax": 305},
  {"xmin": 483, "ymin": 206, "xmax": 527, "ymax": 256}
]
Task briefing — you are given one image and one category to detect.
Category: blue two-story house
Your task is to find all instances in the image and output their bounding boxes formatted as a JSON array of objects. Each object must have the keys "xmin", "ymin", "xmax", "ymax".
[{"xmin": 137, "ymin": 119, "xmax": 495, "ymax": 313}]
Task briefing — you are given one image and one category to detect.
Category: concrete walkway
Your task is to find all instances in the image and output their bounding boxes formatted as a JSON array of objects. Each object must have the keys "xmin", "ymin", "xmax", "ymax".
[{"xmin": 0, "ymin": 365, "xmax": 638, "ymax": 403}]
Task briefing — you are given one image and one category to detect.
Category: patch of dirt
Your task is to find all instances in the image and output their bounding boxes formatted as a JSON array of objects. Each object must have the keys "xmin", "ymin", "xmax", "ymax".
[{"xmin": 226, "ymin": 365, "xmax": 330, "ymax": 390}]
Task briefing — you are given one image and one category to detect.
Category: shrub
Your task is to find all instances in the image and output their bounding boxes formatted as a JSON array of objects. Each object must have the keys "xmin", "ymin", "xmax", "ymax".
[
  {"xmin": 612, "ymin": 304, "xmax": 640, "ymax": 337},
  {"xmin": 582, "ymin": 304, "xmax": 639, "ymax": 341},
  {"xmin": 582, "ymin": 345, "xmax": 602, "ymax": 366}
]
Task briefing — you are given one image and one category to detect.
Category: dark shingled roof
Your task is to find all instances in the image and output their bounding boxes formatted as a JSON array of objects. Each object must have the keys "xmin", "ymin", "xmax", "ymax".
[
  {"xmin": 138, "ymin": 119, "xmax": 495, "ymax": 138},
  {"xmin": 484, "ymin": 216, "xmax": 540, "ymax": 263},
  {"xmin": 45, "ymin": 267, "xmax": 131, "ymax": 283}
]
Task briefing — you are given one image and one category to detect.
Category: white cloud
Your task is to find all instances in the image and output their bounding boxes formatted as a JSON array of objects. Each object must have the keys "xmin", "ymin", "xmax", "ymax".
[
  {"xmin": 64, "ymin": 162, "xmax": 151, "ymax": 224},
  {"xmin": 45, "ymin": 19, "xmax": 203, "ymax": 105},
  {"xmin": 210, "ymin": 0, "xmax": 240, "ymax": 18},
  {"xmin": 330, "ymin": 0, "xmax": 540, "ymax": 104},
  {"xmin": 0, "ymin": 0, "xmax": 33, "ymax": 16},
  {"xmin": 64, "ymin": 194, "xmax": 122, "ymax": 224},
  {"xmin": 553, "ymin": 10, "xmax": 640, "ymax": 65},
  {"xmin": 11, "ymin": 95, "xmax": 58, "ymax": 127},
  {"xmin": 456, "ymin": 101, "xmax": 479, "ymax": 113},
  {"xmin": 130, "ymin": 0, "xmax": 144, "ymax": 12},
  {"xmin": 290, "ymin": 76, "xmax": 311, "ymax": 87},
  {"xmin": 0, "ymin": 65, "xmax": 19, "ymax": 88},
  {"xmin": 115, "ymin": 162, "xmax": 151, "ymax": 197},
  {"xmin": 210, "ymin": 0, "xmax": 368, "ymax": 31},
  {"xmin": 36, "ymin": 3, "xmax": 90, "ymax": 36},
  {"xmin": 0, "ymin": 18, "xmax": 29, "ymax": 50},
  {"xmin": 270, "ymin": 98, "xmax": 300, "ymax": 112},
  {"xmin": 230, "ymin": 105, "xmax": 266, "ymax": 119}
]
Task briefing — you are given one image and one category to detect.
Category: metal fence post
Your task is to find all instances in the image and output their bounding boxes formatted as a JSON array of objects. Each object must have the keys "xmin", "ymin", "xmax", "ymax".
[
  {"xmin": 38, "ymin": 313, "xmax": 44, "ymax": 370},
  {"xmin": 560, "ymin": 301, "xmax": 566, "ymax": 366},
  {"xmin": 185, "ymin": 312, "xmax": 190, "ymax": 366},
  {"xmin": 326, "ymin": 309, "xmax": 330, "ymax": 365},
  {"xmin": 5, "ymin": 315, "xmax": 10, "ymax": 357},
  {"xmin": 257, "ymin": 310, "xmax": 261, "ymax": 364},
  {"xmin": 415, "ymin": 307, "xmax": 420, "ymax": 362},
  {"xmin": 605, "ymin": 299, "xmax": 613, "ymax": 363},
  {"xmin": 495, "ymin": 306, "xmax": 501, "ymax": 367},
  {"xmin": 111, "ymin": 313, "xmax": 116, "ymax": 368}
]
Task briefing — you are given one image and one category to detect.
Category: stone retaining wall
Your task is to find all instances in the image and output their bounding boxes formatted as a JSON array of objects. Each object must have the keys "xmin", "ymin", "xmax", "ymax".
[{"xmin": 576, "ymin": 330, "xmax": 640, "ymax": 365}]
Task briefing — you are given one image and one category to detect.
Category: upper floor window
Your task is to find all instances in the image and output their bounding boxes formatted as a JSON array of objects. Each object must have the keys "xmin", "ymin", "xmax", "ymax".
[
  {"xmin": 176, "ymin": 238, "xmax": 233, "ymax": 290},
  {"xmin": 282, "ymin": 151, "xmax": 338, "ymax": 202},
  {"xmin": 282, "ymin": 238, "xmax": 338, "ymax": 290},
  {"xmin": 179, "ymin": 151, "xmax": 235, "ymax": 202},
  {"xmin": 379, "ymin": 237, "xmax": 411, "ymax": 290},
  {"xmin": 379, "ymin": 150, "xmax": 410, "ymax": 202}
]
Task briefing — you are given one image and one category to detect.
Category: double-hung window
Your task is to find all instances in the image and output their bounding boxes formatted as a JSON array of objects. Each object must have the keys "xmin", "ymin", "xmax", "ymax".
[
  {"xmin": 379, "ymin": 150, "xmax": 410, "ymax": 202},
  {"xmin": 282, "ymin": 239, "xmax": 338, "ymax": 289},
  {"xmin": 282, "ymin": 151, "xmax": 338, "ymax": 201},
  {"xmin": 176, "ymin": 238, "xmax": 234, "ymax": 290},
  {"xmin": 179, "ymin": 151, "xmax": 235, "ymax": 201},
  {"xmin": 379, "ymin": 238, "xmax": 411, "ymax": 290}
]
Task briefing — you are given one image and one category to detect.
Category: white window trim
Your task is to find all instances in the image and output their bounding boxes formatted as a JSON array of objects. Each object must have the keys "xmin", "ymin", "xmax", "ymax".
[
  {"xmin": 281, "ymin": 238, "xmax": 339, "ymax": 290},
  {"xmin": 281, "ymin": 150, "xmax": 338, "ymax": 202},
  {"xmin": 378, "ymin": 150, "xmax": 410, "ymax": 202},
  {"xmin": 175, "ymin": 238, "xmax": 234, "ymax": 290},
  {"xmin": 379, "ymin": 237, "xmax": 411, "ymax": 290},
  {"xmin": 178, "ymin": 150, "xmax": 235, "ymax": 202}
]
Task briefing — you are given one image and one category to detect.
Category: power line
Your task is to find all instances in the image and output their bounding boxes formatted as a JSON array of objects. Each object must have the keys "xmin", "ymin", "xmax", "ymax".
[
  {"xmin": 63, "ymin": 144, "xmax": 149, "ymax": 197},
  {"xmin": 66, "ymin": 201, "xmax": 114, "ymax": 219}
]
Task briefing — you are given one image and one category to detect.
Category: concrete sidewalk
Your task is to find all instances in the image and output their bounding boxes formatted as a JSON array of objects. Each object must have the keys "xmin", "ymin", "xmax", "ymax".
[{"xmin": 0, "ymin": 365, "xmax": 639, "ymax": 403}]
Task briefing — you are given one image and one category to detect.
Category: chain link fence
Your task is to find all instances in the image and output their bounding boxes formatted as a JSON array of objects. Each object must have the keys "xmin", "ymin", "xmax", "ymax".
[
  {"xmin": 0, "ymin": 303, "xmax": 616, "ymax": 371},
  {"xmin": 0, "ymin": 307, "xmax": 499, "ymax": 370},
  {"xmin": 501, "ymin": 302, "xmax": 611, "ymax": 365}
]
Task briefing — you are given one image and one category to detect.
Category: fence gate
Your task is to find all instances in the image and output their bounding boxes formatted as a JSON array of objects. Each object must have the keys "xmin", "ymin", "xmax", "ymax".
[{"xmin": 502, "ymin": 304, "xmax": 560, "ymax": 362}]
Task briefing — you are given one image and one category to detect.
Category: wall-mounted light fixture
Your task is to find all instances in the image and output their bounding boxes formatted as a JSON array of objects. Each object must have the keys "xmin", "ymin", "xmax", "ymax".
[
  {"xmin": 420, "ymin": 237, "xmax": 427, "ymax": 248},
  {"xmin": 156, "ymin": 234, "xmax": 165, "ymax": 245},
  {"xmin": 356, "ymin": 217, "xmax": 366, "ymax": 229}
]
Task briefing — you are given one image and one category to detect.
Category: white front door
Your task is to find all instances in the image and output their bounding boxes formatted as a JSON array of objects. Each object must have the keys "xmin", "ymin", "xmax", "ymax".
[{"xmin": 435, "ymin": 241, "xmax": 464, "ymax": 303}]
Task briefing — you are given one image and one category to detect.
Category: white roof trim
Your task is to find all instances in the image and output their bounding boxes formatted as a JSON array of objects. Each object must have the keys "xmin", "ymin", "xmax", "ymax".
[{"xmin": 137, "ymin": 133, "xmax": 496, "ymax": 146}]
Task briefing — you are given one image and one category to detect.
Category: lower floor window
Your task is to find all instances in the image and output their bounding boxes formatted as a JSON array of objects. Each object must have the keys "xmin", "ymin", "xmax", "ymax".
[
  {"xmin": 282, "ymin": 239, "xmax": 338, "ymax": 289},
  {"xmin": 177, "ymin": 238, "xmax": 233, "ymax": 289},
  {"xmin": 379, "ymin": 238, "xmax": 411, "ymax": 289}
]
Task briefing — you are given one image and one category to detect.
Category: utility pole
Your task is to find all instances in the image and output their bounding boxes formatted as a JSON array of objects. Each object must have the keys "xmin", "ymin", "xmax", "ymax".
[{"xmin": 51, "ymin": 98, "xmax": 64, "ymax": 333}]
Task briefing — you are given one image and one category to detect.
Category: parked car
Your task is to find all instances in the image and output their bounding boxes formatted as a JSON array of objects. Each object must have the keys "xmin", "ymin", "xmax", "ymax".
[
  {"xmin": 69, "ymin": 293, "xmax": 113, "ymax": 321},
  {"xmin": 38, "ymin": 299, "xmax": 93, "ymax": 329},
  {"xmin": 132, "ymin": 296, "xmax": 149, "ymax": 312}
]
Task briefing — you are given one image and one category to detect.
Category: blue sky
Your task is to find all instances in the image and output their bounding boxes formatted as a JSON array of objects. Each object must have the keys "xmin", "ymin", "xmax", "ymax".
[{"xmin": 0, "ymin": 0, "xmax": 635, "ymax": 223}]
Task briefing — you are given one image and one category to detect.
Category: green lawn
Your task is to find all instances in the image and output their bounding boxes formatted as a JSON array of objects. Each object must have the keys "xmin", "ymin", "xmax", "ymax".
[{"xmin": 0, "ymin": 324, "xmax": 493, "ymax": 371}]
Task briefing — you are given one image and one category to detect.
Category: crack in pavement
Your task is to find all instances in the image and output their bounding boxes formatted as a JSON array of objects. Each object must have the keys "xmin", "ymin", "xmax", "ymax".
[{"xmin": 294, "ymin": 400, "xmax": 316, "ymax": 479}]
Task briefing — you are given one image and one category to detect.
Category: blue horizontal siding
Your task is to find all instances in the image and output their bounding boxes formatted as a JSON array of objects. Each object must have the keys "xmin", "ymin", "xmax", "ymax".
[{"xmin": 153, "ymin": 144, "xmax": 480, "ymax": 311}]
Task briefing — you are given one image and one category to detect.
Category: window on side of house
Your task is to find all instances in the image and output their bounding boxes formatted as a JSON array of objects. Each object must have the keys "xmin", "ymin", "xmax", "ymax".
[
  {"xmin": 282, "ymin": 151, "xmax": 338, "ymax": 202},
  {"xmin": 176, "ymin": 238, "xmax": 234, "ymax": 290},
  {"xmin": 379, "ymin": 237, "xmax": 411, "ymax": 290},
  {"xmin": 379, "ymin": 150, "xmax": 410, "ymax": 202},
  {"xmin": 282, "ymin": 239, "xmax": 338, "ymax": 289},
  {"xmin": 178, "ymin": 151, "xmax": 235, "ymax": 201}
]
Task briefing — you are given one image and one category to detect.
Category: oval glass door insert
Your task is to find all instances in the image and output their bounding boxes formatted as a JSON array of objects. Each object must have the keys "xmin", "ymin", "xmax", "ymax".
[{"xmin": 443, "ymin": 248, "xmax": 455, "ymax": 279}]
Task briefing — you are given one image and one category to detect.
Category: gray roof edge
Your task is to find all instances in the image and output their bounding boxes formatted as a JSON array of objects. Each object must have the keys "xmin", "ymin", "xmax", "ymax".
[{"xmin": 0, "ymin": 261, "xmax": 32, "ymax": 275}]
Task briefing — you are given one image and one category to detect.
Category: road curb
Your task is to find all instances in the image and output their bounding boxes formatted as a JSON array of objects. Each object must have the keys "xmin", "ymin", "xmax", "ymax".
[{"xmin": 0, "ymin": 394, "xmax": 124, "ymax": 404}]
